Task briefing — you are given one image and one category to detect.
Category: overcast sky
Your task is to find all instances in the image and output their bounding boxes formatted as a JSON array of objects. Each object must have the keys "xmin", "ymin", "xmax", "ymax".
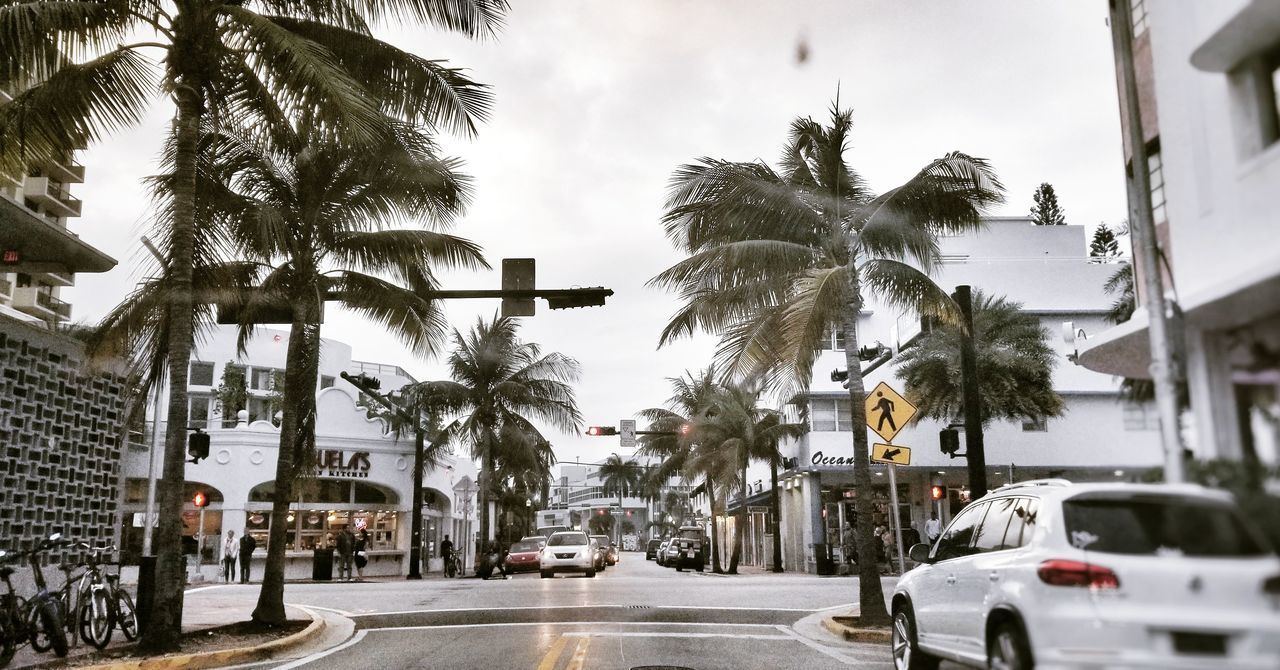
[{"xmin": 63, "ymin": 0, "xmax": 1126, "ymax": 472}]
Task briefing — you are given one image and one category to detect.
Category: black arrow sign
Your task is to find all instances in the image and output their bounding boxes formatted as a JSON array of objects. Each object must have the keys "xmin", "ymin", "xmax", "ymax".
[{"xmin": 883, "ymin": 448, "xmax": 902, "ymax": 461}]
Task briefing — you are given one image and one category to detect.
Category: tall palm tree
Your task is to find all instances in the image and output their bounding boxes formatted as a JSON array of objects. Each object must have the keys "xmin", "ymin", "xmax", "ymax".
[
  {"xmin": 894, "ymin": 290, "xmax": 1063, "ymax": 427},
  {"xmin": 406, "ymin": 315, "xmax": 582, "ymax": 552},
  {"xmin": 598, "ymin": 454, "xmax": 641, "ymax": 545},
  {"xmin": 650, "ymin": 102, "xmax": 1002, "ymax": 623},
  {"xmin": 2, "ymin": 0, "xmax": 504, "ymax": 649},
  {"xmin": 209, "ymin": 121, "xmax": 485, "ymax": 624}
]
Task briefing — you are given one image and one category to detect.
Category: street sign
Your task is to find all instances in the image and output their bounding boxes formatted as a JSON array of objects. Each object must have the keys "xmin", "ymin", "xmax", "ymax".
[
  {"xmin": 619, "ymin": 419, "xmax": 636, "ymax": 448},
  {"xmin": 871, "ymin": 443, "xmax": 912, "ymax": 466},
  {"xmin": 865, "ymin": 381, "xmax": 917, "ymax": 442},
  {"xmin": 501, "ymin": 258, "xmax": 536, "ymax": 317}
]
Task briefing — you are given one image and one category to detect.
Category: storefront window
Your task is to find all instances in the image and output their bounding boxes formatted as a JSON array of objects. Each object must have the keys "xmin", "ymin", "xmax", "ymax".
[{"xmin": 244, "ymin": 479, "xmax": 399, "ymax": 552}]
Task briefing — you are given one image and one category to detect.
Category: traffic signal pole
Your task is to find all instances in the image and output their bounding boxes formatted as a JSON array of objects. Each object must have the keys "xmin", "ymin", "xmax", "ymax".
[{"xmin": 954, "ymin": 286, "xmax": 988, "ymax": 500}]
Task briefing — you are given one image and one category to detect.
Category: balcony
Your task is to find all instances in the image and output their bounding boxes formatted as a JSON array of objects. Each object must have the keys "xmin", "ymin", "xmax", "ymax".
[
  {"xmin": 41, "ymin": 158, "xmax": 86, "ymax": 185},
  {"xmin": 22, "ymin": 177, "xmax": 82, "ymax": 218},
  {"xmin": 0, "ymin": 277, "xmax": 11, "ymax": 298},
  {"xmin": 11, "ymin": 288, "xmax": 71, "ymax": 321},
  {"xmin": 40, "ymin": 270, "xmax": 75, "ymax": 287}
]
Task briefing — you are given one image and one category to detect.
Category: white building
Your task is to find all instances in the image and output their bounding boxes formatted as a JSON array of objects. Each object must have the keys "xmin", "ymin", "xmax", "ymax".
[
  {"xmin": 720, "ymin": 218, "xmax": 1164, "ymax": 573},
  {"xmin": 119, "ymin": 326, "xmax": 480, "ymax": 579},
  {"xmin": 1081, "ymin": 0, "xmax": 1280, "ymax": 466},
  {"xmin": 542, "ymin": 458, "xmax": 691, "ymax": 548}
]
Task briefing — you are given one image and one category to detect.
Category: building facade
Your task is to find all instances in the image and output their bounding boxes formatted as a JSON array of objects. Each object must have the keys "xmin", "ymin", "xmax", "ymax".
[
  {"xmin": 119, "ymin": 326, "xmax": 480, "ymax": 578},
  {"xmin": 717, "ymin": 218, "xmax": 1164, "ymax": 573},
  {"xmin": 1081, "ymin": 0, "xmax": 1280, "ymax": 467},
  {"xmin": 542, "ymin": 459, "xmax": 691, "ymax": 549}
]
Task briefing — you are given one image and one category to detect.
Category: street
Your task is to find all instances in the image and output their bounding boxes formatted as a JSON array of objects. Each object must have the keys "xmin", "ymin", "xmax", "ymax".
[{"xmin": 198, "ymin": 554, "xmax": 907, "ymax": 670}]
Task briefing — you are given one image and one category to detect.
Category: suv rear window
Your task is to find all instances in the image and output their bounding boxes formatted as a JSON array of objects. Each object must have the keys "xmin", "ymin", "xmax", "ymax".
[
  {"xmin": 679, "ymin": 529, "xmax": 702, "ymax": 539},
  {"xmin": 1062, "ymin": 495, "xmax": 1270, "ymax": 557},
  {"xmin": 547, "ymin": 533, "xmax": 587, "ymax": 547}
]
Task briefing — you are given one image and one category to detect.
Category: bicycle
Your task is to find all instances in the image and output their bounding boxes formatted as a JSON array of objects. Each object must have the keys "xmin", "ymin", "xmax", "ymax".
[
  {"xmin": 0, "ymin": 534, "xmax": 71, "ymax": 664},
  {"xmin": 444, "ymin": 553, "xmax": 463, "ymax": 578},
  {"xmin": 76, "ymin": 544, "xmax": 125, "ymax": 650}
]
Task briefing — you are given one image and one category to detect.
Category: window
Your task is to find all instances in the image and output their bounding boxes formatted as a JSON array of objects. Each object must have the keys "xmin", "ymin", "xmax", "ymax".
[
  {"xmin": 973, "ymin": 497, "xmax": 1021, "ymax": 553},
  {"xmin": 1122, "ymin": 402, "xmax": 1160, "ymax": 431},
  {"xmin": 1130, "ymin": 0, "xmax": 1148, "ymax": 38},
  {"xmin": 189, "ymin": 361, "xmax": 215, "ymax": 386},
  {"xmin": 1062, "ymin": 495, "xmax": 1267, "ymax": 557},
  {"xmin": 815, "ymin": 326, "xmax": 845, "ymax": 351},
  {"xmin": 1021, "ymin": 417, "xmax": 1048, "ymax": 432},
  {"xmin": 1004, "ymin": 498, "xmax": 1040, "ymax": 549},
  {"xmin": 1147, "ymin": 148, "xmax": 1166, "ymax": 225},
  {"xmin": 248, "ymin": 396, "xmax": 274, "ymax": 423},
  {"xmin": 250, "ymin": 367, "xmax": 275, "ymax": 390},
  {"xmin": 320, "ymin": 375, "xmax": 335, "ymax": 389},
  {"xmin": 189, "ymin": 394, "xmax": 212, "ymax": 429},
  {"xmin": 932, "ymin": 502, "xmax": 985, "ymax": 561},
  {"xmin": 810, "ymin": 398, "xmax": 852, "ymax": 432}
]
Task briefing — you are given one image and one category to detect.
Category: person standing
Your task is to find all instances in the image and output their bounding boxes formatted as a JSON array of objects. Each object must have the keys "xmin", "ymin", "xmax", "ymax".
[
  {"xmin": 924, "ymin": 512, "xmax": 943, "ymax": 544},
  {"xmin": 354, "ymin": 528, "xmax": 370, "ymax": 581},
  {"xmin": 238, "ymin": 532, "xmax": 257, "ymax": 583},
  {"xmin": 336, "ymin": 528, "xmax": 355, "ymax": 582},
  {"xmin": 440, "ymin": 534, "xmax": 454, "ymax": 574},
  {"xmin": 221, "ymin": 530, "xmax": 237, "ymax": 584}
]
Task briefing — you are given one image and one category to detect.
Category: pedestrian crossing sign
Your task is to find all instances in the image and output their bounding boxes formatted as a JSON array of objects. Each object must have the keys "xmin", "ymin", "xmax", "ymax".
[
  {"xmin": 865, "ymin": 381, "xmax": 917, "ymax": 442},
  {"xmin": 872, "ymin": 443, "xmax": 912, "ymax": 466}
]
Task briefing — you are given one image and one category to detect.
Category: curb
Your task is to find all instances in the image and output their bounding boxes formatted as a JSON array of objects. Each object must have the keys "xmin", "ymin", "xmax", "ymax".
[
  {"xmin": 73, "ymin": 605, "xmax": 325, "ymax": 670},
  {"xmin": 820, "ymin": 615, "xmax": 892, "ymax": 644}
]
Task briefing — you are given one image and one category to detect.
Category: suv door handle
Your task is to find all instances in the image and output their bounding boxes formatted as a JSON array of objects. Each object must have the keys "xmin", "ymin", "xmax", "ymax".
[{"xmin": 945, "ymin": 575, "xmax": 956, "ymax": 585}]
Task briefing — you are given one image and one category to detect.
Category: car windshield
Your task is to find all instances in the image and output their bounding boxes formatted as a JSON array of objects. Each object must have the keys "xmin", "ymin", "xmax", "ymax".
[
  {"xmin": 547, "ymin": 533, "xmax": 588, "ymax": 547},
  {"xmin": 678, "ymin": 529, "xmax": 701, "ymax": 539},
  {"xmin": 510, "ymin": 541, "xmax": 540, "ymax": 553},
  {"xmin": 1062, "ymin": 495, "xmax": 1271, "ymax": 557}
]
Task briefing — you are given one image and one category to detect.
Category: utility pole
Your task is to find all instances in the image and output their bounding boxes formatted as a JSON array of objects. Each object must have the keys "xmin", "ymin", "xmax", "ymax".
[
  {"xmin": 953, "ymin": 285, "xmax": 988, "ymax": 499},
  {"xmin": 1109, "ymin": 0, "xmax": 1184, "ymax": 483}
]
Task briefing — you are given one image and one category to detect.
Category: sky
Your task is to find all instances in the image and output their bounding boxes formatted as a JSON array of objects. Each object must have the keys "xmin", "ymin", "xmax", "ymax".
[{"xmin": 62, "ymin": 0, "xmax": 1127, "ymax": 473}]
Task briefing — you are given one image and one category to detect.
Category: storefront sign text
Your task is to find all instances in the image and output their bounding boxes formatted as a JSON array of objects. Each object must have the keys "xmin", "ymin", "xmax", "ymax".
[
  {"xmin": 316, "ymin": 449, "xmax": 371, "ymax": 478},
  {"xmin": 811, "ymin": 451, "xmax": 857, "ymax": 467}
]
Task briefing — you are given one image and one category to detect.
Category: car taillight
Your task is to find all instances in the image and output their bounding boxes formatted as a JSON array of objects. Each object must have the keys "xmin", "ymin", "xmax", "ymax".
[{"xmin": 1037, "ymin": 559, "xmax": 1120, "ymax": 590}]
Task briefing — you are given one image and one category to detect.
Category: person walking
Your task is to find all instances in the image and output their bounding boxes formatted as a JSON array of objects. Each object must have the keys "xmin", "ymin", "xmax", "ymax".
[
  {"xmin": 221, "ymin": 530, "xmax": 237, "ymax": 584},
  {"xmin": 336, "ymin": 527, "xmax": 355, "ymax": 582},
  {"xmin": 238, "ymin": 532, "xmax": 257, "ymax": 583},
  {"xmin": 354, "ymin": 528, "xmax": 370, "ymax": 581},
  {"xmin": 440, "ymin": 534, "xmax": 455, "ymax": 575},
  {"xmin": 924, "ymin": 512, "xmax": 942, "ymax": 544}
]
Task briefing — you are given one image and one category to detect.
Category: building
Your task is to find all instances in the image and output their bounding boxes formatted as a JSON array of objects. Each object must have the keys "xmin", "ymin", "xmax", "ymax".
[
  {"xmin": 1080, "ymin": 0, "xmax": 1280, "ymax": 466},
  {"xmin": 118, "ymin": 326, "xmax": 480, "ymax": 578},
  {"xmin": 721, "ymin": 218, "xmax": 1164, "ymax": 573},
  {"xmin": 541, "ymin": 458, "xmax": 691, "ymax": 549}
]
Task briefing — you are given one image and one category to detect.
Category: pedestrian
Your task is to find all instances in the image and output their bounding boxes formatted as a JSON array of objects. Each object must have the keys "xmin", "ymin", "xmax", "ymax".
[
  {"xmin": 221, "ymin": 530, "xmax": 237, "ymax": 584},
  {"xmin": 336, "ymin": 527, "xmax": 355, "ymax": 582},
  {"xmin": 840, "ymin": 522, "xmax": 855, "ymax": 564},
  {"xmin": 354, "ymin": 528, "xmax": 370, "ymax": 581},
  {"xmin": 238, "ymin": 531, "xmax": 257, "ymax": 583},
  {"xmin": 924, "ymin": 512, "xmax": 942, "ymax": 544},
  {"xmin": 440, "ymin": 534, "xmax": 454, "ymax": 574}
]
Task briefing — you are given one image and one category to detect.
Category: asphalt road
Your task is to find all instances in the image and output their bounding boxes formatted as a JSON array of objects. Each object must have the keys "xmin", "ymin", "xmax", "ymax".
[{"xmin": 205, "ymin": 553, "xmax": 909, "ymax": 669}]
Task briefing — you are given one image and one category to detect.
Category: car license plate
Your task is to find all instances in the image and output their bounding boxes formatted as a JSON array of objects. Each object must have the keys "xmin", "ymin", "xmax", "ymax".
[
  {"xmin": 686, "ymin": 550, "xmax": 695, "ymax": 557},
  {"xmin": 1171, "ymin": 631, "xmax": 1227, "ymax": 656}
]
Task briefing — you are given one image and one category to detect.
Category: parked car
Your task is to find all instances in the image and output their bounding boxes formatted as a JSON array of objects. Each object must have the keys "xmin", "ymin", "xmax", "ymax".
[
  {"xmin": 520, "ymin": 535, "xmax": 548, "ymax": 549},
  {"xmin": 504, "ymin": 539, "xmax": 543, "ymax": 574},
  {"xmin": 539, "ymin": 531, "xmax": 596, "ymax": 578},
  {"xmin": 669, "ymin": 526, "xmax": 705, "ymax": 572},
  {"xmin": 662, "ymin": 537, "xmax": 681, "ymax": 567},
  {"xmin": 589, "ymin": 534, "xmax": 611, "ymax": 571},
  {"xmin": 891, "ymin": 480, "xmax": 1280, "ymax": 670},
  {"xmin": 645, "ymin": 538, "xmax": 663, "ymax": 560}
]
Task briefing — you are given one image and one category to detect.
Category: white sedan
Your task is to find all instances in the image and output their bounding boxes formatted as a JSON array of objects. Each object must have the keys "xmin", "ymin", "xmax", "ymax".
[
  {"xmin": 539, "ymin": 531, "xmax": 597, "ymax": 578},
  {"xmin": 891, "ymin": 480, "xmax": 1280, "ymax": 670}
]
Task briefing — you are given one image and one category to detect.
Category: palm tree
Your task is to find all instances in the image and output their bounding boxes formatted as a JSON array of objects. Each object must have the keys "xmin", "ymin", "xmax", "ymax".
[
  {"xmin": 407, "ymin": 315, "xmax": 582, "ymax": 553},
  {"xmin": 650, "ymin": 102, "xmax": 1002, "ymax": 623},
  {"xmin": 696, "ymin": 383, "xmax": 805, "ymax": 573},
  {"xmin": 2, "ymin": 0, "xmax": 504, "ymax": 650},
  {"xmin": 894, "ymin": 290, "xmax": 1063, "ymax": 427},
  {"xmin": 598, "ymin": 454, "xmax": 641, "ymax": 545},
  {"xmin": 207, "ymin": 121, "xmax": 485, "ymax": 624}
]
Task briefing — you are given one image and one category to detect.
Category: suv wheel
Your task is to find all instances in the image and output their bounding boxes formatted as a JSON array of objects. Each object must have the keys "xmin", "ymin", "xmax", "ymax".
[
  {"xmin": 988, "ymin": 620, "xmax": 1032, "ymax": 670},
  {"xmin": 891, "ymin": 605, "xmax": 939, "ymax": 670}
]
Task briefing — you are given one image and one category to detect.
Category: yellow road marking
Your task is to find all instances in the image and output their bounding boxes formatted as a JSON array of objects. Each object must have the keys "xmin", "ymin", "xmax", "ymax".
[
  {"xmin": 566, "ymin": 636, "xmax": 591, "ymax": 670},
  {"xmin": 536, "ymin": 635, "xmax": 569, "ymax": 670}
]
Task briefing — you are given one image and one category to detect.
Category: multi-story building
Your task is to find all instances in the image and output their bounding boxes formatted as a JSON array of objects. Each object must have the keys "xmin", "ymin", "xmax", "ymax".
[
  {"xmin": 541, "ymin": 458, "xmax": 691, "ymax": 548},
  {"xmin": 715, "ymin": 218, "xmax": 1164, "ymax": 573},
  {"xmin": 1081, "ymin": 0, "xmax": 1280, "ymax": 465},
  {"xmin": 119, "ymin": 325, "xmax": 480, "ymax": 578}
]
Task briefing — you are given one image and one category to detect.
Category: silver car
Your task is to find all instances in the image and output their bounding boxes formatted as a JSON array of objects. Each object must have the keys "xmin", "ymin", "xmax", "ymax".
[{"xmin": 539, "ymin": 531, "xmax": 596, "ymax": 579}]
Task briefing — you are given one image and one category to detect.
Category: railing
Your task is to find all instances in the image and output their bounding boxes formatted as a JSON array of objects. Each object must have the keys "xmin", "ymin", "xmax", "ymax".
[
  {"xmin": 0, "ymin": 277, "xmax": 11, "ymax": 297},
  {"xmin": 35, "ymin": 291, "xmax": 71, "ymax": 319}
]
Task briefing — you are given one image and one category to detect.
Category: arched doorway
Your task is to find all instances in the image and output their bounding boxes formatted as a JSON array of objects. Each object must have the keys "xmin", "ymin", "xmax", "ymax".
[{"xmin": 117, "ymin": 479, "xmax": 226, "ymax": 564}]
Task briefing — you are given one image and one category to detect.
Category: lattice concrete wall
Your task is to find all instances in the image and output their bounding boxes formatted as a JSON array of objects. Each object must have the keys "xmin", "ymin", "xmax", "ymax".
[{"xmin": 0, "ymin": 316, "xmax": 126, "ymax": 563}]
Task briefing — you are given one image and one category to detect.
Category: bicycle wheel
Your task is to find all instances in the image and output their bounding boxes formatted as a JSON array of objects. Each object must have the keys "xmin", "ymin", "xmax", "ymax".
[
  {"xmin": 444, "ymin": 559, "xmax": 457, "ymax": 578},
  {"xmin": 78, "ymin": 590, "xmax": 111, "ymax": 649},
  {"xmin": 33, "ymin": 600, "xmax": 67, "ymax": 657},
  {"xmin": 1, "ymin": 613, "xmax": 17, "ymax": 667},
  {"xmin": 114, "ymin": 592, "xmax": 138, "ymax": 641}
]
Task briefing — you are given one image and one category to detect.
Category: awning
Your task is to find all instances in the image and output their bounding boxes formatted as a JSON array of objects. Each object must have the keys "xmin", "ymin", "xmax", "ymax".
[
  {"xmin": 0, "ymin": 196, "xmax": 116, "ymax": 274},
  {"xmin": 725, "ymin": 489, "xmax": 773, "ymax": 514}
]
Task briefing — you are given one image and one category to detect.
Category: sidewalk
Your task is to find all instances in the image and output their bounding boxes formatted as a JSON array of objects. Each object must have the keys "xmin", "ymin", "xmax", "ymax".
[{"xmin": 10, "ymin": 587, "xmax": 337, "ymax": 670}]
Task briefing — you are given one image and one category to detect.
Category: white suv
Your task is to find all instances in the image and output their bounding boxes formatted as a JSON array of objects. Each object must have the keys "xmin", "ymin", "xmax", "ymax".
[
  {"xmin": 891, "ymin": 480, "xmax": 1280, "ymax": 670},
  {"xmin": 540, "ymin": 531, "xmax": 597, "ymax": 578}
]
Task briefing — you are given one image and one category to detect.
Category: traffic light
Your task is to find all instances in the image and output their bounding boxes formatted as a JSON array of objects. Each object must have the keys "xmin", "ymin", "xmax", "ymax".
[
  {"xmin": 939, "ymin": 428, "xmax": 961, "ymax": 458},
  {"xmin": 831, "ymin": 369, "xmax": 849, "ymax": 383},
  {"xmin": 193, "ymin": 491, "xmax": 208, "ymax": 508},
  {"xmin": 678, "ymin": 423, "xmax": 692, "ymax": 436},
  {"xmin": 585, "ymin": 426, "xmax": 618, "ymax": 436},
  {"xmin": 187, "ymin": 430, "xmax": 210, "ymax": 463},
  {"xmin": 930, "ymin": 485, "xmax": 947, "ymax": 501},
  {"xmin": 545, "ymin": 288, "xmax": 611, "ymax": 310}
]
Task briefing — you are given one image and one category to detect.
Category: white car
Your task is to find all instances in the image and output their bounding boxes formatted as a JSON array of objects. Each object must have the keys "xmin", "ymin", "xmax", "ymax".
[
  {"xmin": 539, "ymin": 531, "xmax": 597, "ymax": 578},
  {"xmin": 891, "ymin": 480, "xmax": 1280, "ymax": 670}
]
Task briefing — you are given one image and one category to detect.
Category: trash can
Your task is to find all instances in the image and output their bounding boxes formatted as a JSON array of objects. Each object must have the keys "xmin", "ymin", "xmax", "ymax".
[
  {"xmin": 813, "ymin": 543, "xmax": 835, "ymax": 575},
  {"xmin": 312, "ymin": 547, "xmax": 334, "ymax": 581}
]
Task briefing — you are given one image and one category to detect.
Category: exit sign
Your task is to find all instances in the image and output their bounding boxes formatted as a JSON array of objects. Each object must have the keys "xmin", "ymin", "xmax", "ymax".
[{"xmin": 1, "ymin": 250, "xmax": 18, "ymax": 264}]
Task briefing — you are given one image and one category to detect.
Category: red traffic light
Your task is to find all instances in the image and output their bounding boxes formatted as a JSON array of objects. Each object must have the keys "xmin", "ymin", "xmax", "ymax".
[
  {"xmin": 679, "ymin": 423, "xmax": 691, "ymax": 435},
  {"xmin": 625, "ymin": 510, "xmax": 632, "ymax": 517},
  {"xmin": 586, "ymin": 426, "xmax": 618, "ymax": 436},
  {"xmin": 929, "ymin": 485, "xmax": 946, "ymax": 501},
  {"xmin": 193, "ymin": 491, "xmax": 208, "ymax": 508}
]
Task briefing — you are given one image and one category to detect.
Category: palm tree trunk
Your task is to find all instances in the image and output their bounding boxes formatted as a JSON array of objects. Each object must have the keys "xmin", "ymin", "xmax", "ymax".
[
  {"xmin": 841, "ymin": 272, "xmax": 890, "ymax": 625},
  {"xmin": 728, "ymin": 457, "xmax": 745, "ymax": 573},
  {"xmin": 478, "ymin": 447, "xmax": 494, "ymax": 555},
  {"xmin": 253, "ymin": 290, "xmax": 321, "ymax": 625},
  {"xmin": 140, "ymin": 82, "xmax": 202, "ymax": 655},
  {"xmin": 706, "ymin": 477, "xmax": 722, "ymax": 573},
  {"xmin": 770, "ymin": 454, "xmax": 783, "ymax": 572}
]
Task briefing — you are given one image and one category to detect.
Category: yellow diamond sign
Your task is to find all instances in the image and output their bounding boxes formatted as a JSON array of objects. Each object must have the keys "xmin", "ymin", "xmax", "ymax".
[
  {"xmin": 872, "ymin": 443, "xmax": 911, "ymax": 466},
  {"xmin": 865, "ymin": 381, "xmax": 917, "ymax": 442}
]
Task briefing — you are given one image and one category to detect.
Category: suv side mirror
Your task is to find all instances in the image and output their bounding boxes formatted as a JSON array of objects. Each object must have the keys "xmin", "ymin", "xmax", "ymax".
[{"xmin": 908, "ymin": 543, "xmax": 933, "ymax": 564}]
